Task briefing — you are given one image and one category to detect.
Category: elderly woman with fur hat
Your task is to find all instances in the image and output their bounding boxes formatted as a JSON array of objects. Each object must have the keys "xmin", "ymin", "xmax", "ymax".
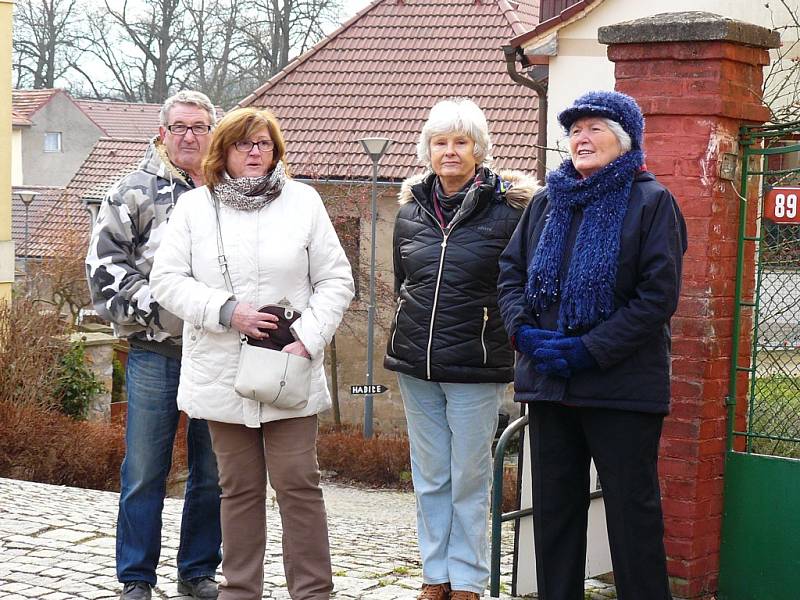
[
  {"xmin": 384, "ymin": 98, "xmax": 536, "ymax": 600},
  {"xmin": 497, "ymin": 90, "xmax": 687, "ymax": 600}
]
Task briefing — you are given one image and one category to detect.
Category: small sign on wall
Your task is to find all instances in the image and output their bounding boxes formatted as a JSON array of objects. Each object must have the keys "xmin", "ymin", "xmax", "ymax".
[
  {"xmin": 764, "ymin": 187, "xmax": 800, "ymax": 223},
  {"xmin": 350, "ymin": 384, "xmax": 388, "ymax": 395}
]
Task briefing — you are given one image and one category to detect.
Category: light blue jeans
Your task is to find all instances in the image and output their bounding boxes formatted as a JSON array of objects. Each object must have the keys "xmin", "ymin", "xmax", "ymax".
[
  {"xmin": 397, "ymin": 373, "xmax": 502, "ymax": 594},
  {"xmin": 117, "ymin": 347, "xmax": 222, "ymax": 585}
]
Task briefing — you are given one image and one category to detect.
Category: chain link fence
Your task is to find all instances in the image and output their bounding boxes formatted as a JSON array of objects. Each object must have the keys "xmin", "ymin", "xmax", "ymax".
[{"xmin": 748, "ymin": 146, "xmax": 800, "ymax": 458}]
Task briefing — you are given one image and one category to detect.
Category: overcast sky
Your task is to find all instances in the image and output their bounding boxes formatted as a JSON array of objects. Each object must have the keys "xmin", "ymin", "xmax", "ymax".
[{"xmin": 341, "ymin": 0, "xmax": 373, "ymax": 20}]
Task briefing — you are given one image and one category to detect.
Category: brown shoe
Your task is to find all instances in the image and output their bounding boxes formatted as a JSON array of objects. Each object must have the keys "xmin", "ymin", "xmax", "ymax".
[
  {"xmin": 418, "ymin": 583, "xmax": 451, "ymax": 600},
  {"xmin": 449, "ymin": 591, "xmax": 480, "ymax": 600}
]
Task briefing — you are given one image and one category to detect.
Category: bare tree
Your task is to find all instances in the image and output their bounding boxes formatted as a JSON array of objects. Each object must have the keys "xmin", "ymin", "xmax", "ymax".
[
  {"xmin": 27, "ymin": 229, "xmax": 92, "ymax": 325},
  {"xmin": 14, "ymin": 0, "xmax": 343, "ymax": 103},
  {"xmin": 75, "ymin": 0, "xmax": 190, "ymax": 102},
  {"xmin": 181, "ymin": 0, "xmax": 255, "ymax": 106},
  {"xmin": 764, "ymin": 0, "xmax": 800, "ymax": 123},
  {"xmin": 12, "ymin": 0, "xmax": 81, "ymax": 89},
  {"xmin": 179, "ymin": 0, "xmax": 342, "ymax": 104},
  {"xmin": 240, "ymin": 0, "xmax": 341, "ymax": 83}
]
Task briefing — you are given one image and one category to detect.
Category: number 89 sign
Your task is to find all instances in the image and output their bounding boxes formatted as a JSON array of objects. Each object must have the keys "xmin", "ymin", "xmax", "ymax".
[{"xmin": 765, "ymin": 187, "xmax": 800, "ymax": 223}]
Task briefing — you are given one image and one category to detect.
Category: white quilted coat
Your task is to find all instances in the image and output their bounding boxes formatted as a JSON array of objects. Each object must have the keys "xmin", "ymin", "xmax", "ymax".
[{"xmin": 150, "ymin": 180, "xmax": 354, "ymax": 427}]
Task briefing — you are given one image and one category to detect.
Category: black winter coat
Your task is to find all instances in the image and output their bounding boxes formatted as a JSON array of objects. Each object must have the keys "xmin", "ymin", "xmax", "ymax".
[
  {"xmin": 384, "ymin": 169, "xmax": 536, "ymax": 383},
  {"xmin": 497, "ymin": 171, "xmax": 687, "ymax": 413}
]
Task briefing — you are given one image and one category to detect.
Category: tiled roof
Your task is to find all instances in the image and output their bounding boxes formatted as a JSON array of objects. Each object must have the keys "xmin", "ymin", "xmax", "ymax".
[
  {"xmin": 12, "ymin": 110, "xmax": 33, "ymax": 126},
  {"xmin": 11, "ymin": 89, "xmax": 63, "ymax": 119},
  {"xmin": 239, "ymin": 0, "xmax": 542, "ymax": 181},
  {"xmin": 511, "ymin": 0, "xmax": 541, "ymax": 28},
  {"xmin": 75, "ymin": 100, "xmax": 164, "ymax": 139},
  {"xmin": 28, "ymin": 138, "xmax": 148, "ymax": 258},
  {"xmin": 11, "ymin": 186, "xmax": 65, "ymax": 256}
]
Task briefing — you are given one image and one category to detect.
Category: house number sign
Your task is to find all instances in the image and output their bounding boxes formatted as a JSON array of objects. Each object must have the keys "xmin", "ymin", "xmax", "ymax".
[{"xmin": 765, "ymin": 187, "xmax": 800, "ymax": 223}]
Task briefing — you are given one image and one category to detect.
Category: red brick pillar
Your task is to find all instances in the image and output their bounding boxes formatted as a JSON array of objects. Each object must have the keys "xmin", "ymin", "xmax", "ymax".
[{"xmin": 598, "ymin": 12, "xmax": 780, "ymax": 600}]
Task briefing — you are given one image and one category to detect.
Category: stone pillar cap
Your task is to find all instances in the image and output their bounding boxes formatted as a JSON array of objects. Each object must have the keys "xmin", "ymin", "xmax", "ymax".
[{"xmin": 599, "ymin": 11, "xmax": 780, "ymax": 49}]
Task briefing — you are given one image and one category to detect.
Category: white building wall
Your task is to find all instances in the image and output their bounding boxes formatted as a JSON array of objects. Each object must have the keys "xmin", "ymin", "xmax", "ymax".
[
  {"xmin": 11, "ymin": 128, "xmax": 22, "ymax": 186},
  {"xmin": 535, "ymin": 0, "xmax": 799, "ymax": 169}
]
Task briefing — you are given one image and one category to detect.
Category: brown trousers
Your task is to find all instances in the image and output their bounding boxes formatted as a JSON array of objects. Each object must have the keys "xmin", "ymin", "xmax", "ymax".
[{"xmin": 208, "ymin": 416, "xmax": 332, "ymax": 600}]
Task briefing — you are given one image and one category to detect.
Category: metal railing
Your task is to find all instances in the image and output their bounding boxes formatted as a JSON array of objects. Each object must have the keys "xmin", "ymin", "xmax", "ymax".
[{"xmin": 489, "ymin": 414, "xmax": 530, "ymax": 598}]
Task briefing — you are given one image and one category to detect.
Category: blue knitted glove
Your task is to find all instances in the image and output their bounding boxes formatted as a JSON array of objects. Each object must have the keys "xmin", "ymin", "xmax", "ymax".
[
  {"xmin": 515, "ymin": 326, "xmax": 564, "ymax": 359},
  {"xmin": 533, "ymin": 336, "xmax": 597, "ymax": 378}
]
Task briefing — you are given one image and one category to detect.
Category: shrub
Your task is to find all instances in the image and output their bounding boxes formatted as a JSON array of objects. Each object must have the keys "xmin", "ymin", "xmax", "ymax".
[
  {"xmin": 501, "ymin": 466, "xmax": 519, "ymax": 514},
  {"xmin": 0, "ymin": 399, "xmax": 125, "ymax": 491},
  {"xmin": 112, "ymin": 357, "xmax": 126, "ymax": 403},
  {"xmin": 1, "ymin": 298, "xmax": 106, "ymax": 420},
  {"xmin": 0, "ymin": 297, "xmax": 123, "ymax": 489},
  {"xmin": 0, "ymin": 296, "xmax": 70, "ymax": 411},
  {"xmin": 55, "ymin": 341, "xmax": 106, "ymax": 420},
  {"xmin": 317, "ymin": 424, "xmax": 412, "ymax": 489},
  {"xmin": 317, "ymin": 424, "xmax": 520, "ymax": 512}
]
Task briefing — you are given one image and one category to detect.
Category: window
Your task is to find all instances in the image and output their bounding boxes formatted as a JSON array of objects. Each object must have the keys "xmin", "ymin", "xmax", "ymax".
[{"xmin": 44, "ymin": 132, "xmax": 62, "ymax": 153}]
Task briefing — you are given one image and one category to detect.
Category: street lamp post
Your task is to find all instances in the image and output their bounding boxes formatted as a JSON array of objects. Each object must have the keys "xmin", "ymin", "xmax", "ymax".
[
  {"xmin": 14, "ymin": 190, "xmax": 38, "ymax": 284},
  {"xmin": 357, "ymin": 137, "xmax": 393, "ymax": 439}
]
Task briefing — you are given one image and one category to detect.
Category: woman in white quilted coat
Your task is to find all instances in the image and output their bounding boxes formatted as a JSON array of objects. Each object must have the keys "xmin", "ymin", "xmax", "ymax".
[{"xmin": 151, "ymin": 107, "xmax": 354, "ymax": 600}]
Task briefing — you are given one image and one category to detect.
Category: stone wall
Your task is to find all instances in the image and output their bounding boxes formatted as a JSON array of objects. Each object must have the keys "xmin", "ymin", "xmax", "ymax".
[{"xmin": 70, "ymin": 330, "xmax": 116, "ymax": 422}]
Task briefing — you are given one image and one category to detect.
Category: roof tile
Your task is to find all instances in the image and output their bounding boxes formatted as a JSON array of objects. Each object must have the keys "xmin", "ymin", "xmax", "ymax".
[
  {"xmin": 11, "ymin": 89, "xmax": 61, "ymax": 119},
  {"xmin": 12, "ymin": 110, "xmax": 33, "ymax": 126},
  {"xmin": 75, "ymin": 100, "xmax": 163, "ymax": 139},
  {"xmin": 11, "ymin": 186, "xmax": 65, "ymax": 254},
  {"xmin": 26, "ymin": 138, "xmax": 148, "ymax": 258}
]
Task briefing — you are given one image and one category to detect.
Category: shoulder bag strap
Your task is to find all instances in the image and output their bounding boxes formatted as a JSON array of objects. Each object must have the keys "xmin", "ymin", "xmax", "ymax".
[
  {"xmin": 213, "ymin": 193, "xmax": 236, "ymax": 296},
  {"xmin": 213, "ymin": 194, "xmax": 248, "ymax": 345}
]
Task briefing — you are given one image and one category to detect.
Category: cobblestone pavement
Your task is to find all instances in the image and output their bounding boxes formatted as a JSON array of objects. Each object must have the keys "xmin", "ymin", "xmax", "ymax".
[{"xmin": 0, "ymin": 477, "xmax": 618, "ymax": 599}]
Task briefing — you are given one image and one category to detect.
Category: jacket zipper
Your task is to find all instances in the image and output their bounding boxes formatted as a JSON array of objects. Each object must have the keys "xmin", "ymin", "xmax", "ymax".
[
  {"xmin": 426, "ymin": 233, "xmax": 449, "ymax": 379},
  {"xmin": 412, "ymin": 194, "xmax": 468, "ymax": 380},
  {"xmin": 481, "ymin": 306, "xmax": 489, "ymax": 365},
  {"xmin": 390, "ymin": 298, "xmax": 404, "ymax": 354}
]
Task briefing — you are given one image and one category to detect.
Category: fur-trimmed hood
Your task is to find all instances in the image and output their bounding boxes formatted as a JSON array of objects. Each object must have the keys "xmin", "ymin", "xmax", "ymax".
[
  {"xmin": 398, "ymin": 168, "xmax": 538, "ymax": 210},
  {"xmin": 138, "ymin": 135, "xmax": 192, "ymax": 187}
]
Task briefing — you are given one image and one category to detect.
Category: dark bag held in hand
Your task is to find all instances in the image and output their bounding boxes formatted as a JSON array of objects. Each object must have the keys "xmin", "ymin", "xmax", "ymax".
[
  {"xmin": 246, "ymin": 304, "xmax": 300, "ymax": 350},
  {"xmin": 213, "ymin": 198, "xmax": 311, "ymax": 410}
]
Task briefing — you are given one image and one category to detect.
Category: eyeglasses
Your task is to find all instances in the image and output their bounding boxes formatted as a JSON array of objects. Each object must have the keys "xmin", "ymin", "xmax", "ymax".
[
  {"xmin": 167, "ymin": 124, "xmax": 212, "ymax": 135},
  {"xmin": 233, "ymin": 140, "xmax": 275, "ymax": 153}
]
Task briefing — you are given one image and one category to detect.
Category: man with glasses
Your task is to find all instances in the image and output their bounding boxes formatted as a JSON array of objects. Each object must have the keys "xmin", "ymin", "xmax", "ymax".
[{"xmin": 86, "ymin": 91, "xmax": 221, "ymax": 600}]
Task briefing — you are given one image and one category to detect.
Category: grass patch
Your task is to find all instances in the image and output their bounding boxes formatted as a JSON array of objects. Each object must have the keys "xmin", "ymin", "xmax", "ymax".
[{"xmin": 749, "ymin": 375, "xmax": 800, "ymax": 458}]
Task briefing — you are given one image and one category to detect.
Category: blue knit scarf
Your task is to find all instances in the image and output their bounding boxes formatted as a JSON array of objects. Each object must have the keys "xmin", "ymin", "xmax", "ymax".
[{"xmin": 525, "ymin": 149, "xmax": 644, "ymax": 332}]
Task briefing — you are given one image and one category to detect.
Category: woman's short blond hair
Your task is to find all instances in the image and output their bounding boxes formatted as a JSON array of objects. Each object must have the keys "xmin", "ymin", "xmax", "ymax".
[
  {"xmin": 203, "ymin": 107, "xmax": 287, "ymax": 188},
  {"xmin": 416, "ymin": 98, "xmax": 492, "ymax": 170}
]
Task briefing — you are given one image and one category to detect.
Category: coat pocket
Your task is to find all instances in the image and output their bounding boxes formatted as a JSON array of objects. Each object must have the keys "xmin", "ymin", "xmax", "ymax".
[
  {"xmin": 186, "ymin": 330, "xmax": 236, "ymax": 385},
  {"xmin": 480, "ymin": 306, "xmax": 489, "ymax": 365},
  {"xmin": 390, "ymin": 298, "xmax": 405, "ymax": 354}
]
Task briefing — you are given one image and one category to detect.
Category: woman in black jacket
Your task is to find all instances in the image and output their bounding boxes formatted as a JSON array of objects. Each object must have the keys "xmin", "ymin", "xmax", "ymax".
[
  {"xmin": 497, "ymin": 90, "xmax": 687, "ymax": 600},
  {"xmin": 384, "ymin": 98, "xmax": 535, "ymax": 600}
]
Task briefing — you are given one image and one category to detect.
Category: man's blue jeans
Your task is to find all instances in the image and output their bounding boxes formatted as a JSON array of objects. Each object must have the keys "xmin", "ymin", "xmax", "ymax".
[
  {"xmin": 117, "ymin": 346, "xmax": 221, "ymax": 585},
  {"xmin": 397, "ymin": 373, "xmax": 502, "ymax": 594}
]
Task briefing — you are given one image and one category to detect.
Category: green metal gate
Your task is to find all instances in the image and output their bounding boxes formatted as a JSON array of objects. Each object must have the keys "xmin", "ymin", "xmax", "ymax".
[{"xmin": 719, "ymin": 121, "xmax": 800, "ymax": 600}]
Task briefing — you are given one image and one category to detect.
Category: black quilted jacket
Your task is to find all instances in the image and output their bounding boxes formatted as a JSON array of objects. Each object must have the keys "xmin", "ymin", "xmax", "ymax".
[{"xmin": 383, "ymin": 168, "xmax": 535, "ymax": 383}]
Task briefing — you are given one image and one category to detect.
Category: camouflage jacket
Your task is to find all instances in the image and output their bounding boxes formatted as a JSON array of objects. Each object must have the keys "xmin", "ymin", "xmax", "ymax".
[{"xmin": 85, "ymin": 137, "xmax": 194, "ymax": 345}]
